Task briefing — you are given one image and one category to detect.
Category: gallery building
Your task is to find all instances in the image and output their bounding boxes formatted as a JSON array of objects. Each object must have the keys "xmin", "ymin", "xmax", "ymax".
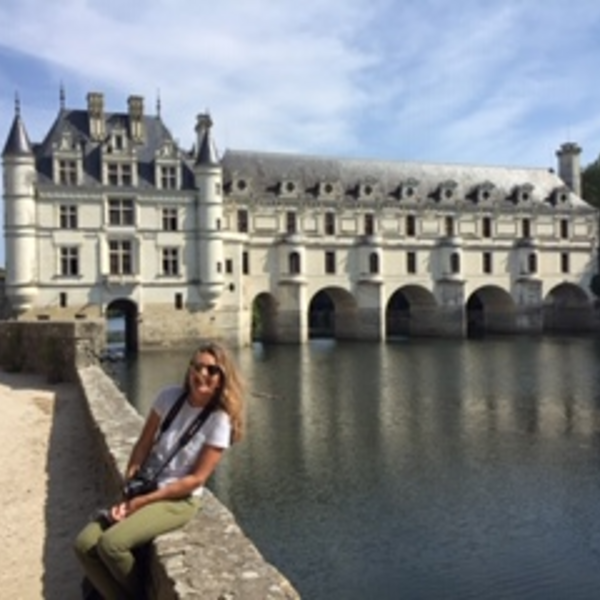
[{"xmin": 2, "ymin": 92, "xmax": 598, "ymax": 349}]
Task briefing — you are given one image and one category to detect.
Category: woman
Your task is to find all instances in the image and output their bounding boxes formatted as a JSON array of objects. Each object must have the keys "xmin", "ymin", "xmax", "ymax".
[{"xmin": 74, "ymin": 341, "xmax": 244, "ymax": 599}]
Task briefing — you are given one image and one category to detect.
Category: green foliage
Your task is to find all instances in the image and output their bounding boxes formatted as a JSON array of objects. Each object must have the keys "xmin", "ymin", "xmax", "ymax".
[{"xmin": 581, "ymin": 155, "xmax": 600, "ymax": 207}]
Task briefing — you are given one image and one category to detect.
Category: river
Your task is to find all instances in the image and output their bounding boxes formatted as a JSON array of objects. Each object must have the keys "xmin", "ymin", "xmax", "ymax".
[{"xmin": 107, "ymin": 335, "xmax": 600, "ymax": 600}]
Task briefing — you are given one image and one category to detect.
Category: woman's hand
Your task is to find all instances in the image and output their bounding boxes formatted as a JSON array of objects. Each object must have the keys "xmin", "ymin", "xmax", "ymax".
[{"xmin": 109, "ymin": 496, "xmax": 147, "ymax": 522}]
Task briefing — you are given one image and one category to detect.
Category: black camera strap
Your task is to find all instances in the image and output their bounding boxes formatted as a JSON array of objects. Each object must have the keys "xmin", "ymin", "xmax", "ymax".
[{"xmin": 146, "ymin": 393, "xmax": 220, "ymax": 482}]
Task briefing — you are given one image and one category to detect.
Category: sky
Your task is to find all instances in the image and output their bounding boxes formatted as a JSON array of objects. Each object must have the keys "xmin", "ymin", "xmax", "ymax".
[{"xmin": 1, "ymin": 0, "xmax": 600, "ymax": 265}]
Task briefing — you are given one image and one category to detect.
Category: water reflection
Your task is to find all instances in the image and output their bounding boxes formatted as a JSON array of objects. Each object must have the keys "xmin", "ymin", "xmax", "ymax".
[{"xmin": 109, "ymin": 337, "xmax": 600, "ymax": 600}]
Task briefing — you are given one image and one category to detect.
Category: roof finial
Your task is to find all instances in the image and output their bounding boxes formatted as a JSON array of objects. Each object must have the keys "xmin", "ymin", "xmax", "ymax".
[
  {"xmin": 15, "ymin": 92, "xmax": 20, "ymax": 116},
  {"xmin": 59, "ymin": 82, "xmax": 66, "ymax": 110},
  {"xmin": 156, "ymin": 88, "xmax": 161, "ymax": 118}
]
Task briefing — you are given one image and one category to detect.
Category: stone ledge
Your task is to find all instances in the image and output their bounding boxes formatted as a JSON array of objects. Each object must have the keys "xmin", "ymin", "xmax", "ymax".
[{"xmin": 77, "ymin": 365, "xmax": 300, "ymax": 599}]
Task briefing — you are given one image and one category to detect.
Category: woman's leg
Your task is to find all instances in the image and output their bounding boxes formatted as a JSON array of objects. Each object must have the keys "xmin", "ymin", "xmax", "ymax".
[
  {"xmin": 74, "ymin": 518, "xmax": 131, "ymax": 600},
  {"xmin": 97, "ymin": 497, "xmax": 200, "ymax": 598}
]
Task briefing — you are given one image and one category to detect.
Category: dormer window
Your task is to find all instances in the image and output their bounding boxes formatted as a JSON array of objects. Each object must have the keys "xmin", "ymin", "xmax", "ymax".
[
  {"xmin": 57, "ymin": 159, "xmax": 78, "ymax": 185},
  {"xmin": 319, "ymin": 182, "xmax": 338, "ymax": 198},
  {"xmin": 111, "ymin": 132, "xmax": 126, "ymax": 152},
  {"xmin": 106, "ymin": 162, "xmax": 134, "ymax": 186},
  {"xmin": 279, "ymin": 180, "xmax": 298, "ymax": 198},
  {"xmin": 550, "ymin": 186, "xmax": 570, "ymax": 206},
  {"xmin": 438, "ymin": 180, "xmax": 458, "ymax": 202},
  {"xmin": 359, "ymin": 183, "xmax": 376, "ymax": 199},
  {"xmin": 232, "ymin": 177, "xmax": 251, "ymax": 196},
  {"xmin": 399, "ymin": 178, "xmax": 419, "ymax": 201},
  {"xmin": 514, "ymin": 183, "xmax": 534, "ymax": 204},
  {"xmin": 475, "ymin": 182, "xmax": 495, "ymax": 204},
  {"xmin": 53, "ymin": 131, "xmax": 82, "ymax": 185},
  {"xmin": 160, "ymin": 165, "xmax": 178, "ymax": 190}
]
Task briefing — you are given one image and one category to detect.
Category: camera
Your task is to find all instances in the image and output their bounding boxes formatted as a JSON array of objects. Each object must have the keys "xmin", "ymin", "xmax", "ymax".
[{"xmin": 122, "ymin": 470, "xmax": 158, "ymax": 500}]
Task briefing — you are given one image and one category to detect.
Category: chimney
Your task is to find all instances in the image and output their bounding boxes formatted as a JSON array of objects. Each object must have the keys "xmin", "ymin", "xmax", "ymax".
[
  {"xmin": 87, "ymin": 92, "xmax": 105, "ymax": 141},
  {"xmin": 128, "ymin": 95, "xmax": 145, "ymax": 142},
  {"xmin": 556, "ymin": 142, "xmax": 582, "ymax": 197}
]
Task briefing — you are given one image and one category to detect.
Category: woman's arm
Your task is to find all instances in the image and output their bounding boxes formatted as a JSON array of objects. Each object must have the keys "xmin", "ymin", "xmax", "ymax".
[{"xmin": 125, "ymin": 410, "xmax": 161, "ymax": 479}]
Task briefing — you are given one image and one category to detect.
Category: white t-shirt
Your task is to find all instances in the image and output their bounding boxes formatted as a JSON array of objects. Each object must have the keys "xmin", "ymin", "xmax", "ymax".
[{"xmin": 143, "ymin": 385, "xmax": 232, "ymax": 496}]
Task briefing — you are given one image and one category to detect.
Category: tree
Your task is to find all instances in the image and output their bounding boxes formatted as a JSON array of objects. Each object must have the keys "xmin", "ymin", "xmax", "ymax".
[{"xmin": 581, "ymin": 155, "xmax": 600, "ymax": 207}]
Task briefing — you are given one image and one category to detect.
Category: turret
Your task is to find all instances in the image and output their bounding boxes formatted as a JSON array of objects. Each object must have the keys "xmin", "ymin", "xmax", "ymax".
[
  {"xmin": 2, "ymin": 97, "xmax": 39, "ymax": 312},
  {"xmin": 556, "ymin": 142, "xmax": 582, "ymax": 197},
  {"xmin": 194, "ymin": 113, "xmax": 224, "ymax": 307}
]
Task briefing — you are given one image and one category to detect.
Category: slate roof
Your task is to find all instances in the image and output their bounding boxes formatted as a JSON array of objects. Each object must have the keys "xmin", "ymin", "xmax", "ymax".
[
  {"xmin": 31, "ymin": 108, "xmax": 195, "ymax": 189},
  {"xmin": 221, "ymin": 150, "xmax": 590, "ymax": 208}
]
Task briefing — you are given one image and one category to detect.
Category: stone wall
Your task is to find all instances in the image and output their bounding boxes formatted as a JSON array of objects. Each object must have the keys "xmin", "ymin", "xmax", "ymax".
[
  {"xmin": 0, "ymin": 320, "xmax": 105, "ymax": 382},
  {"xmin": 0, "ymin": 321, "xmax": 300, "ymax": 599}
]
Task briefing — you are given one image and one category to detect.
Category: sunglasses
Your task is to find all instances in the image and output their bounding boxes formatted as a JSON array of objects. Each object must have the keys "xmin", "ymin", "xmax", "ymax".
[{"xmin": 189, "ymin": 361, "xmax": 222, "ymax": 377}]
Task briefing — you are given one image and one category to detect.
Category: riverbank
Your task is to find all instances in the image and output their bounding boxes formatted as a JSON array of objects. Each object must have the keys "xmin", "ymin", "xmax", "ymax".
[{"xmin": 0, "ymin": 369, "xmax": 105, "ymax": 599}]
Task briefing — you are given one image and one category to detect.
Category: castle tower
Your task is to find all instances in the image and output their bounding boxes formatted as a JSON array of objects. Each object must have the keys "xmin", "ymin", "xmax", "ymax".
[
  {"xmin": 556, "ymin": 142, "xmax": 582, "ymax": 197},
  {"xmin": 193, "ymin": 113, "xmax": 224, "ymax": 307},
  {"xmin": 1, "ymin": 97, "xmax": 38, "ymax": 313}
]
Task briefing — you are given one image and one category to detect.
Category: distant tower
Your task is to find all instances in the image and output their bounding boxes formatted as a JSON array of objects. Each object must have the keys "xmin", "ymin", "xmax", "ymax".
[
  {"xmin": 193, "ymin": 113, "xmax": 224, "ymax": 307},
  {"xmin": 556, "ymin": 142, "xmax": 582, "ymax": 197},
  {"xmin": 1, "ymin": 97, "xmax": 38, "ymax": 313}
]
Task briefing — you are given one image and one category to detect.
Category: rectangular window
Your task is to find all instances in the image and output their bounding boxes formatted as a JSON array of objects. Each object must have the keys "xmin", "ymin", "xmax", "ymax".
[
  {"xmin": 483, "ymin": 252, "xmax": 493, "ymax": 274},
  {"xmin": 325, "ymin": 251, "xmax": 336, "ymax": 274},
  {"xmin": 109, "ymin": 240, "xmax": 133, "ymax": 275},
  {"xmin": 407, "ymin": 251, "xmax": 417, "ymax": 274},
  {"xmin": 238, "ymin": 209, "xmax": 249, "ymax": 233},
  {"xmin": 175, "ymin": 293, "xmax": 183, "ymax": 310},
  {"xmin": 58, "ymin": 160, "xmax": 77, "ymax": 185},
  {"xmin": 109, "ymin": 199, "xmax": 135, "ymax": 226},
  {"xmin": 286, "ymin": 212, "xmax": 297, "ymax": 234},
  {"xmin": 106, "ymin": 162, "xmax": 134, "ymax": 186},
  {"xmin": 364, "ymin": 213, "xmax": 374, "ymax": 236},
  {"xmin": 242, "ymin": 251, "xmax": 249, "ymax": 275},
  {"xmin": 561, "ymin": 252, "xmax": 570, "ymax": 273},
  {"xmin": 528, "ymin": 252, "xmax": 537, "ymax": 274},
  {"xmin": 445, "ymin": 216, "xmax": 455, "ymax": 237},
  {"xmin": 522, "ymin": 218, "xmax": 531, "ymax": 239},
  {"xmin": 162, "ymin": 207, "xmax": 178, "ymax": 231},
  {"xmin": 59, "ymin": 205, "xmax": 78, "ymax": 229},
  {"xmin": 325, "ymin": 212, "xmax": 336, "ymax": 236},
  {"xmin": 160, "ymin": 166, "xmax": 178, "ymax": 190},
  {"xmin": 59, "ymin": 292, "xmax": 68, "ymax": 308},
  {"xmin": 225, "ymin": 259, "xmax": 233, "ymax": 274},
  {"xmin": 560, "ymin": 219, "xmax": 569, "ymax": 239},
  {"xmin": 60, "ymin": 247, "xmax": 79, "ymax": 276},
  {"xmin": 406, "ymin": 215, "xmax": 416, "ymax": 237},
  {"xmin": 482, "ymin": 217, "xmax": 492, "ymax": 238},
  {"xmin": 161, "ymin": 247, "xmax": 179, "ymax": 276}
]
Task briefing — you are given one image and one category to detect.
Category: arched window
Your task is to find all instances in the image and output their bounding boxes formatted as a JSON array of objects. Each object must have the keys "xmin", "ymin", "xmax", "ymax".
[
  {"xmin": 450, "ymin": 252, "xmax": 460, "ymax": 274},
  {"xmin": 289, "ymin": 251, "xmax": 301, "ymax": 274},
  {"xmin": 369, "ymin": 252, "xmax": 379, "ymax": 274}
]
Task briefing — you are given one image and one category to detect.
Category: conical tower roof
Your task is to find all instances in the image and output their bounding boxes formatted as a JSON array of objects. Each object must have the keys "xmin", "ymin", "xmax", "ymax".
[
  {"xmin": 195, "ymin": 113, "xmax": 220, "ymax": 166},
  {"xmin": 2, "ymin": 101, "xmax": 33, "ymax": 157}
]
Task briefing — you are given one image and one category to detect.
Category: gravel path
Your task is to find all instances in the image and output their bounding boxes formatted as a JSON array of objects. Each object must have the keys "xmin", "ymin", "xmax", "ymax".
[{"xmin": 0, "ymin": 369, "xmax": 106, "ymax": 599}]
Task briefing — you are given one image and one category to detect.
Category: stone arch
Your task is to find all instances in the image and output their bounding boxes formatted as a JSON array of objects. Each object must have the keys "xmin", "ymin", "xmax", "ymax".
[
  {"xmin": 308, "ymin": 287, "xmax": 358, "ymax": 340},
  {"xmin": 466, "ymin": 286, "xmax": 516, "ymax": 337},
  {"xmin": 106, "ymin": 298, "xmax": 138, "ymax": 354},
  {"xmin": 543, "ymin": 283, "xmax": 592, "ymax": 333},
  {"xmin": 252, "ymin": 293, "xmax": 279, "ymax": 342},
  {"xmin": 386, "ymin": 285, "xmax": 438, "ymax": 338}
]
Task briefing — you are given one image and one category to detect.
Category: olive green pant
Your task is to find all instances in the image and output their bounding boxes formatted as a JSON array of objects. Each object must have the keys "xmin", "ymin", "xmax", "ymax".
[{"xmin": 73, "ymin": 497, "xmax": 201, "ymax": 600}]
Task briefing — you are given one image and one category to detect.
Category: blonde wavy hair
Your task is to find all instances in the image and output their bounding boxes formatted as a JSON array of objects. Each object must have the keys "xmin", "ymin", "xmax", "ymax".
[{"xmin": 183, "ymin": 341, "xmax": 245, "ymax": 443}]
